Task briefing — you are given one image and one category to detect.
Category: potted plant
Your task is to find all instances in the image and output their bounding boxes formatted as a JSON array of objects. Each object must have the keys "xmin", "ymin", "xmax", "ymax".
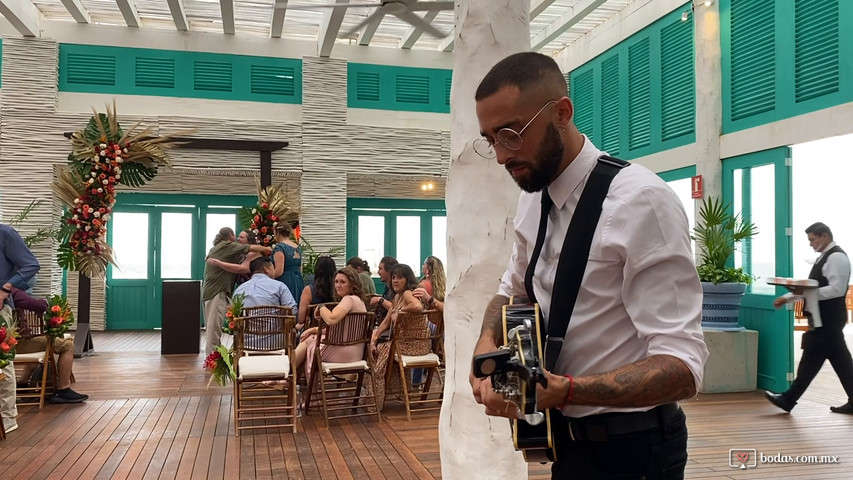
[
  {"xmin": 299, "ymin": 236, "xmax": 345, "ymax": 285},
  {"xmin": 693, "ymin": 196, "xmax": 758, "ymax": 330}
]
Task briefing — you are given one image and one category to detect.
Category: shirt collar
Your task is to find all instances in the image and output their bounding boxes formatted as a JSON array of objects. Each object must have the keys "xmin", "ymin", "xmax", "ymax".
[
  {"xmin": 546, "ymin": 135, "xmax": 603, "ymax": 210},
  {"xmin": 819, "ymin": 242, "xmax": 838, "ymax": 259}
]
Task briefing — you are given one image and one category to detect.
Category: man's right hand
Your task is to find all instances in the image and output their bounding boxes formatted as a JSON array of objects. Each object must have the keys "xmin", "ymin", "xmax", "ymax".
[
  {"xmin": 773, "ymin": 296, "xmax": 787, "ymax": 309},
  {"xmin": 470, "ymin": 336, "xmax": 499, "ymax": 405}
]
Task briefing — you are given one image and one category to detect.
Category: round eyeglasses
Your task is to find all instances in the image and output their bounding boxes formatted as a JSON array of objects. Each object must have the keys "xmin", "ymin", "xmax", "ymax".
[{"xmin": 473, "ymin": 100, "xmax": 558, "ymax": 159}]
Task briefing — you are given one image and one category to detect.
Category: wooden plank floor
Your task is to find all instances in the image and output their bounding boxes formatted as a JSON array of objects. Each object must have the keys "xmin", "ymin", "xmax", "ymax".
[{"xmin": 2, "ymin": 327, "xmax": 852, "ymax": 479}]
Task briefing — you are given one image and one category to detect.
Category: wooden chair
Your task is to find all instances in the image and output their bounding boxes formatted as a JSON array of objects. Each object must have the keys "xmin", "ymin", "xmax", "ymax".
[
  {"xmin": 12, "ymin": 309, "xmax": 57, "ymax": 411},
  {"xmin": 387, "ymin": 310, "xmax": 444, "ymax": 420},
  {"xmin": 303, "ymin": 311, "xmax": 380, "ymax": 426},
  {"xmin": 846, "ymin": 285, "xmax": 853, "ymax": 323},
  {"xmin": 232, "ymin": 311, "xmax": 297, "ymax": 435},
  {"xmin": 793, "ymin": 299, "xmax": 809, "ymax": 332},
  {"xmin": 0, "ymin": 372, "xmax": 5, "ymax": 440}
]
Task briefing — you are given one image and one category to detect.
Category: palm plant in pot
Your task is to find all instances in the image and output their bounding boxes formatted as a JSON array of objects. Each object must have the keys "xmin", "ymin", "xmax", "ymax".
[{"xmin": 693, "ymin": 196, "xmax": 758, "ymax": 330}]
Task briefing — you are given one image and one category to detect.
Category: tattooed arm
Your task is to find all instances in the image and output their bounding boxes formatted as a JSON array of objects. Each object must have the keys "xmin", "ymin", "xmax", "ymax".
[
  {"xmin": 536, "ymin": 354, "xmax": 697, "ymax": 410},
  {"xmin": 470, "ymin": 294, "xmax": 510, "ymax": 409}
]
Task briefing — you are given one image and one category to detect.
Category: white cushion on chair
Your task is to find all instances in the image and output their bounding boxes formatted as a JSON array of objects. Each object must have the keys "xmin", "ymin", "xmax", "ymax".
[
  {"xmin": 13, "ymin": 353, "xmax": 45, "ymax": 362},
  {"xmin": 238, "ymin": 354, "xmax": 290, "ymax": 380},
  {"xmin": 401, "ymin": 353, "xmax": 440, "ymax": 367},
  {"xmin": 322, "ymin": 360, "xmax": 368, "ymax": 373}
]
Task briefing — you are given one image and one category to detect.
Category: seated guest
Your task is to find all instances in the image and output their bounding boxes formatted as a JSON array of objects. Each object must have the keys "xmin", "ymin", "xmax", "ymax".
[
  {"xmin": 297, "ymin": 256, "xmax": 337, "ymax": 329},
  {"xmin": 369, "ymin": 256, "xmax": 398, "ymax": 330},
  {"xmin": 233, "ymin": 257, "xmax": 298, "ymax": 350},
  {"xmin": 292, "ymin": 267, "xmax": 367, "ymax": 377},
  {"xmin": 346, "ymin": 256, "xmax": 377, "ymax": 296},
  {"xmin": 9, "ymin": 287, "xmax": 88, "ymax": 404}
]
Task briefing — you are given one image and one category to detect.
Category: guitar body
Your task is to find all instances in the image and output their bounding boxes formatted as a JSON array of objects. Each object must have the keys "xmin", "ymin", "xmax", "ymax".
[{"xmin": 501, "ymin": 304, "xmax": 558, "ymax": 463}]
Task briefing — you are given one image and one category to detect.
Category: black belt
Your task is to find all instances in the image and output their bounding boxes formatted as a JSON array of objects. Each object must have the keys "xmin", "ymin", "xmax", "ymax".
[{"xmin": 566, "ymin": 403, "xmax": 681, "ymax": 442}]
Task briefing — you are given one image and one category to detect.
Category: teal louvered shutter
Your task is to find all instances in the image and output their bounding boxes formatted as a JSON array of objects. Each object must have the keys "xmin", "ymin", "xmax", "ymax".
[
  {"xmin": 600, "ymin": 55, "xmax": 620, "ymax": 155},
  {"xmin": 563, "ymin": 72, "xmax": 571, "ymax": 96},
  {"xmin": 445, "ymin": 76, "xmax": 451, "ymax": 106},
  {"xmin": 67, "ymin": 53, "xmax": 116, "ymax": 86},
  {"xmin": 250, "ymin": 65, "xmax": 295, "ymax": 96},
  {"xmin": 729, "ymin": 0, "xmax": 775, "ymax": 121},
  {"xmin": 356, "ymin": 72, "xmax": 380, "ymax": 101},
  {"xmin": 135, "ymin": 57, "xmax": 175, "ymax": 89},
  {"xmin": 660, "ymin": 16, "xmax": 694, "ymax": 141},
  {"xmin": 571, "ymin": 69, "xmax": 594, "ymax": 143},
  {"xmin": 628, "ymin": 38, "xmax": 651, "ymax": 150},
  {"xmin": 794, "ymin": 0, "xmax": 839, "ymax": 103},
  {"xmin": 194, "ymin": 61, "xmax": 233, "ymax": 92},
  {"xmin": 396, "ymin": 75, "xmax": 430, "ymax": 104}
]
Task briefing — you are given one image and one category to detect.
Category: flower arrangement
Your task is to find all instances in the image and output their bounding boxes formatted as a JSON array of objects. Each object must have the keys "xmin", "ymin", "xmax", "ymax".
[
  {"xmin": 51, "ymin": 102, "xmax": 181, "ymax": 278},
  {"xmin": 237, "ymin": 178, "xmax": 300, "ymax": 248},
  {"xmin": 0, "ymin": 320, "xmax": 19, "ymax": 369},
  {"xmin": 44, "ymin": 295, "xmax": 75, "ymax": 337},
  {"xmin": 221, "ymin": 294, "xmax": 246, "ymax": 335},
  {"xmin": 203, "ymin": 345, "xmax": 236, "ymax": 387}
]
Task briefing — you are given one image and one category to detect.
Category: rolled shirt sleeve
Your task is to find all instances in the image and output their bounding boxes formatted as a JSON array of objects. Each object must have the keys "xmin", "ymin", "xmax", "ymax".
[{"xmin": 612, "ymin": 186, "xmax": 709, "ymax": 391}]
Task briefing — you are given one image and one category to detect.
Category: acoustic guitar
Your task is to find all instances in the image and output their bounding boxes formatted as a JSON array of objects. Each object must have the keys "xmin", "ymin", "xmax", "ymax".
[{"xmin": 472, "ymin": 303, "xmax": 557, "ymax": 463}]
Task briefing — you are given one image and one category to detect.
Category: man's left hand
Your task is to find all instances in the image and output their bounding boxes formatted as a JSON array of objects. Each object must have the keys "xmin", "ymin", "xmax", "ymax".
[
  {"xmin": 479, "ymin": 377, "xmax": 520, "ymax": 419},
  {"xmin": 535, "ymin": 370, "xmax": 573, "ymax": 410}
]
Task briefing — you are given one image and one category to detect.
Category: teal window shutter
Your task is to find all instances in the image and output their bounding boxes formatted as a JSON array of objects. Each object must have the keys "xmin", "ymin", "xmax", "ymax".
[
  {"xmin": 445, "ymin": 76, "xmax": 451, "ymax": 106},
  {"xmin": 250, "ymin": 65, "xmax": 295, "ymax": 96},
  {"xmin": 628, "ymin": 37, "xmax": 651, "ymax": 150},
  {"xmin": 730, "ymin": 0, "xmax": 775, "ymax": 121},
  {"xmin": 563, "ymin": 72, "xmax": 571, "ymax": 96},
  {"xmin": 67, "ymin": 53, "xmax": 116, "ymax": 86},
  {"xmin": 396, "ymin": 75, "xmax": 430, "ymax": 104},
  {"xmin": 571, "ymin": 69, "xmax": 595, "ymax": 145},
  {"xmin": 660, "ymin": 16, "xmax": 694, "ymax": 141},
  {"xmin": 794, "ymin": 0, "xmax": 839, "ymax": 103},
  {"xmin": 356, "ymin": 72, "xmax": 380, "ymax": 101},
  {"xmin": 135, "ymin": 57, "xmax": 175, "ymax": 89},
  {"xmin": 600, "ymin": 55, "xmax": 620, "ymax": 156},
  {"xmin": 194, "ymin": 61, "xmax": 233, "ymax": 92}
]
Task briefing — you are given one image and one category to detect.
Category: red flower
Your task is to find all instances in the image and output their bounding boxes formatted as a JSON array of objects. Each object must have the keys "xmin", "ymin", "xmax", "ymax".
[
  {"xmin": 51, "ymin": 305, "xmax": 62, "ymax": 313},
  {"xmin": 7, "ymin": 337, "xmax": 17, "ymax": 347},
  {"xmin": 0, "ymin": 343, "xmax": 9, "ymax": 353},
  {"xmin": 261, "ymin": 203, "xmax": 268, "ymax": 209}
]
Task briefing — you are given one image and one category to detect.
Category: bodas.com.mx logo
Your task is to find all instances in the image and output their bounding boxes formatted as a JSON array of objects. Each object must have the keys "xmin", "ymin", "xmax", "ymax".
[{"xmin": 730, "ymin": 449, "xmax": 757, "ymax": 469}]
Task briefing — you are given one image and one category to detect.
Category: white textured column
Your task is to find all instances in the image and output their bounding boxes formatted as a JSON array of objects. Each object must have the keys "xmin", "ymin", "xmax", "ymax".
[
  {"xmin": 439, "ymin": 1, "xmax": 530, "ymax": 479},
  {"xmin": 693, "ymin": 3, "xmax": 723, "ymax": 200}
]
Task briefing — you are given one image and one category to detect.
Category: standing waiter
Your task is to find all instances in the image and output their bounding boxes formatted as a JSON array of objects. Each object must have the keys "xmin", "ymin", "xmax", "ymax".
[{"xmin": 768, "ymin": 222, "xmax": 853, "ymax": 413}]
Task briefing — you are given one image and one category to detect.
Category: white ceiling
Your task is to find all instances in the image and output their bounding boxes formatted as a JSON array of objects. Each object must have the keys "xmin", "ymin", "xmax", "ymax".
[{"xmin": 16, "ymin": 0, "xmax": 635, "ymax": 57}]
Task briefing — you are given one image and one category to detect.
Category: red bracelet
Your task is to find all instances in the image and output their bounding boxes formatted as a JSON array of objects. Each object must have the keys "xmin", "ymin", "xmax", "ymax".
[{"xmin": 559, "ymin": 375, "xmax": 574, "ymax": 409}]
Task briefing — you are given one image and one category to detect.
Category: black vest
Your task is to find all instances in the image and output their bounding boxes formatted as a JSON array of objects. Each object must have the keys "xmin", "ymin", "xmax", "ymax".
[{"xmin": 808, "ymin": 245, "xmax": 849, "ymax": 329}]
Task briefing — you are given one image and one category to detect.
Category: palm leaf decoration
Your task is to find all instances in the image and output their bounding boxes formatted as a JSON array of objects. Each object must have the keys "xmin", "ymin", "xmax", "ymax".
[
  {"xmin": 52, "ymin": 100, "xmax": 184, "ymax": 278},
  {"xmin": 237, "ymin": 177, "xmax": 301, "ymax": 247}
]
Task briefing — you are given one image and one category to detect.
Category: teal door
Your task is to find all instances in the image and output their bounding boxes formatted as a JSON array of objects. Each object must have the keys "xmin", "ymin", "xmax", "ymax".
[
  {"xmin": 722, "ymin": 146, "xmax": 793, "ymax": 392},
  {"xmin": 107, "ymin": 206, "xmax": 196, "ymax": 329},
  {"xmin": 106, "ymin": 194, "xmax": 255, "ymax": 330}
]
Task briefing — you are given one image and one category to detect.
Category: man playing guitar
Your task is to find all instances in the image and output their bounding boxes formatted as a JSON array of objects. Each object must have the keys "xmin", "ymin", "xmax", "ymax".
[{"xmin": 469, "ymin": 52, "xmax": 709, "ymax": 479}]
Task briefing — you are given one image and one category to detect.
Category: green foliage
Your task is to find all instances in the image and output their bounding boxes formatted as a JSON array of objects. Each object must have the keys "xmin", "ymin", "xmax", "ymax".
[
  {"xmin": 300, "ymin": 236, "xmax": 345, "ymax": 276},
  {"xmin": 4, "ymin": 200, "xmax": 60, "ymax": 248},
  {"xmin": 118, "ymin": 162, "xmax": 158, "ymax": 188},
  {"xmin": 57, "ymin": 243, "xmax": 77, "ymax": 271},
  {"xmin": 693, "ymin": 196, "xmax": 758, "ymax": 285}
]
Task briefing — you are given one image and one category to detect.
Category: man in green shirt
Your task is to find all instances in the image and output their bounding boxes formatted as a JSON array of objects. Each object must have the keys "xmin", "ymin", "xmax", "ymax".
[{"xmin": 203, "ymin": 227, "xmax": 271, "ymax": 353}]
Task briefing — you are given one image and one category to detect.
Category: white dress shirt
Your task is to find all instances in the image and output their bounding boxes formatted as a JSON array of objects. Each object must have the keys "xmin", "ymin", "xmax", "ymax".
[
  {"xmin": 498, "ymin": 136, "xmax": 709, "ymax": 417},
  {"xmin": 784, "ymin": 241, "xmax": 851, "ymax": 303}
]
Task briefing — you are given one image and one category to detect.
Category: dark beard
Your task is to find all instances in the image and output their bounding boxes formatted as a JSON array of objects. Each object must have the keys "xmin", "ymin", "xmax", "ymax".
[{"xmin": 511, "ymin": 123, "xmax": 564, "ymax": 193}]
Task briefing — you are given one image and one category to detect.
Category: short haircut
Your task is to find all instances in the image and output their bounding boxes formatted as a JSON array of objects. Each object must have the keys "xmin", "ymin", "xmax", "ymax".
[
  {"xmin": 805, "ymin": 222, "xmax": 833, "ymax": 240},
  {"xmin": 475, "ymin": 51, "xmax": 567, "ymax": 101},
  {"xmin": 250, "ymin": 256, "xmax": 273, "ymax": 273}
]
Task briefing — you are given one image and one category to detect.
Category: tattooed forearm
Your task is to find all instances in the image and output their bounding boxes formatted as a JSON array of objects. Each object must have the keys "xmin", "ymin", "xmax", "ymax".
[
  {"xmin": 480, "ymin": 294, "xmax": 510, "ymax": 345},
  {"xmin": 572, "ymin": 354, "xmax": 697, "ymax": 407}
]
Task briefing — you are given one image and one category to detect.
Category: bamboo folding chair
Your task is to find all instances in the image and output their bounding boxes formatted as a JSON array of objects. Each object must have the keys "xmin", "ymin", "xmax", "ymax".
[
  {"xmin": 388, "ymin": 309, "xmax": 444, "ymax": 420},
  {"xmin": 232, "ymin": 310, "xmax": 297, "ymax": 435},
  {"xmin": 12, "ymin": 309, "xmax": 57, "ymax": 411},
  {"xmin": 303, "ymin": 311, "xmax": 380, "ymax": 426}
]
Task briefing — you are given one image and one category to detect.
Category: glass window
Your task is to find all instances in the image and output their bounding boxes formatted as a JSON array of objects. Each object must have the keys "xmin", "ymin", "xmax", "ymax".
[
  {"xmin": 160, "ymin": 212, "xmax": 193, "ymax": 279},
  {"xmin": 665, "ymin": 178, "xmax": 695, "ymax": 256},
  {"xmin": 205, "ymin": 213, "xmax": 236, "ymax": 255},
  {"xmin": 749, "ymin": 164, "xmax": 776, "ymax": 294},
  {"xmin": 358, "ymin": 216, "xmax": 385, "ymax": 276},
  {"xmin": 112, "ymin": 212, "xmax": 149, "ymax": 279},
  {"xmin": 432, "ymin": 216, "xmax": 447, "ymax": 266},
  {"xmin": 396, "ymin": 216, "xmax": 422, "ymax": 277}
]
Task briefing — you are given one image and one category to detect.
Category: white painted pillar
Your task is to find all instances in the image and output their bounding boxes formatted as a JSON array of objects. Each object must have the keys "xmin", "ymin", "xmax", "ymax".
[
  {"xmin": 693, "ymin": 2, "xmax": 723, "ymax": 201},
  {"xmin": 438, "ymin": 1, "xmax": 530, "ymax": 479}
]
